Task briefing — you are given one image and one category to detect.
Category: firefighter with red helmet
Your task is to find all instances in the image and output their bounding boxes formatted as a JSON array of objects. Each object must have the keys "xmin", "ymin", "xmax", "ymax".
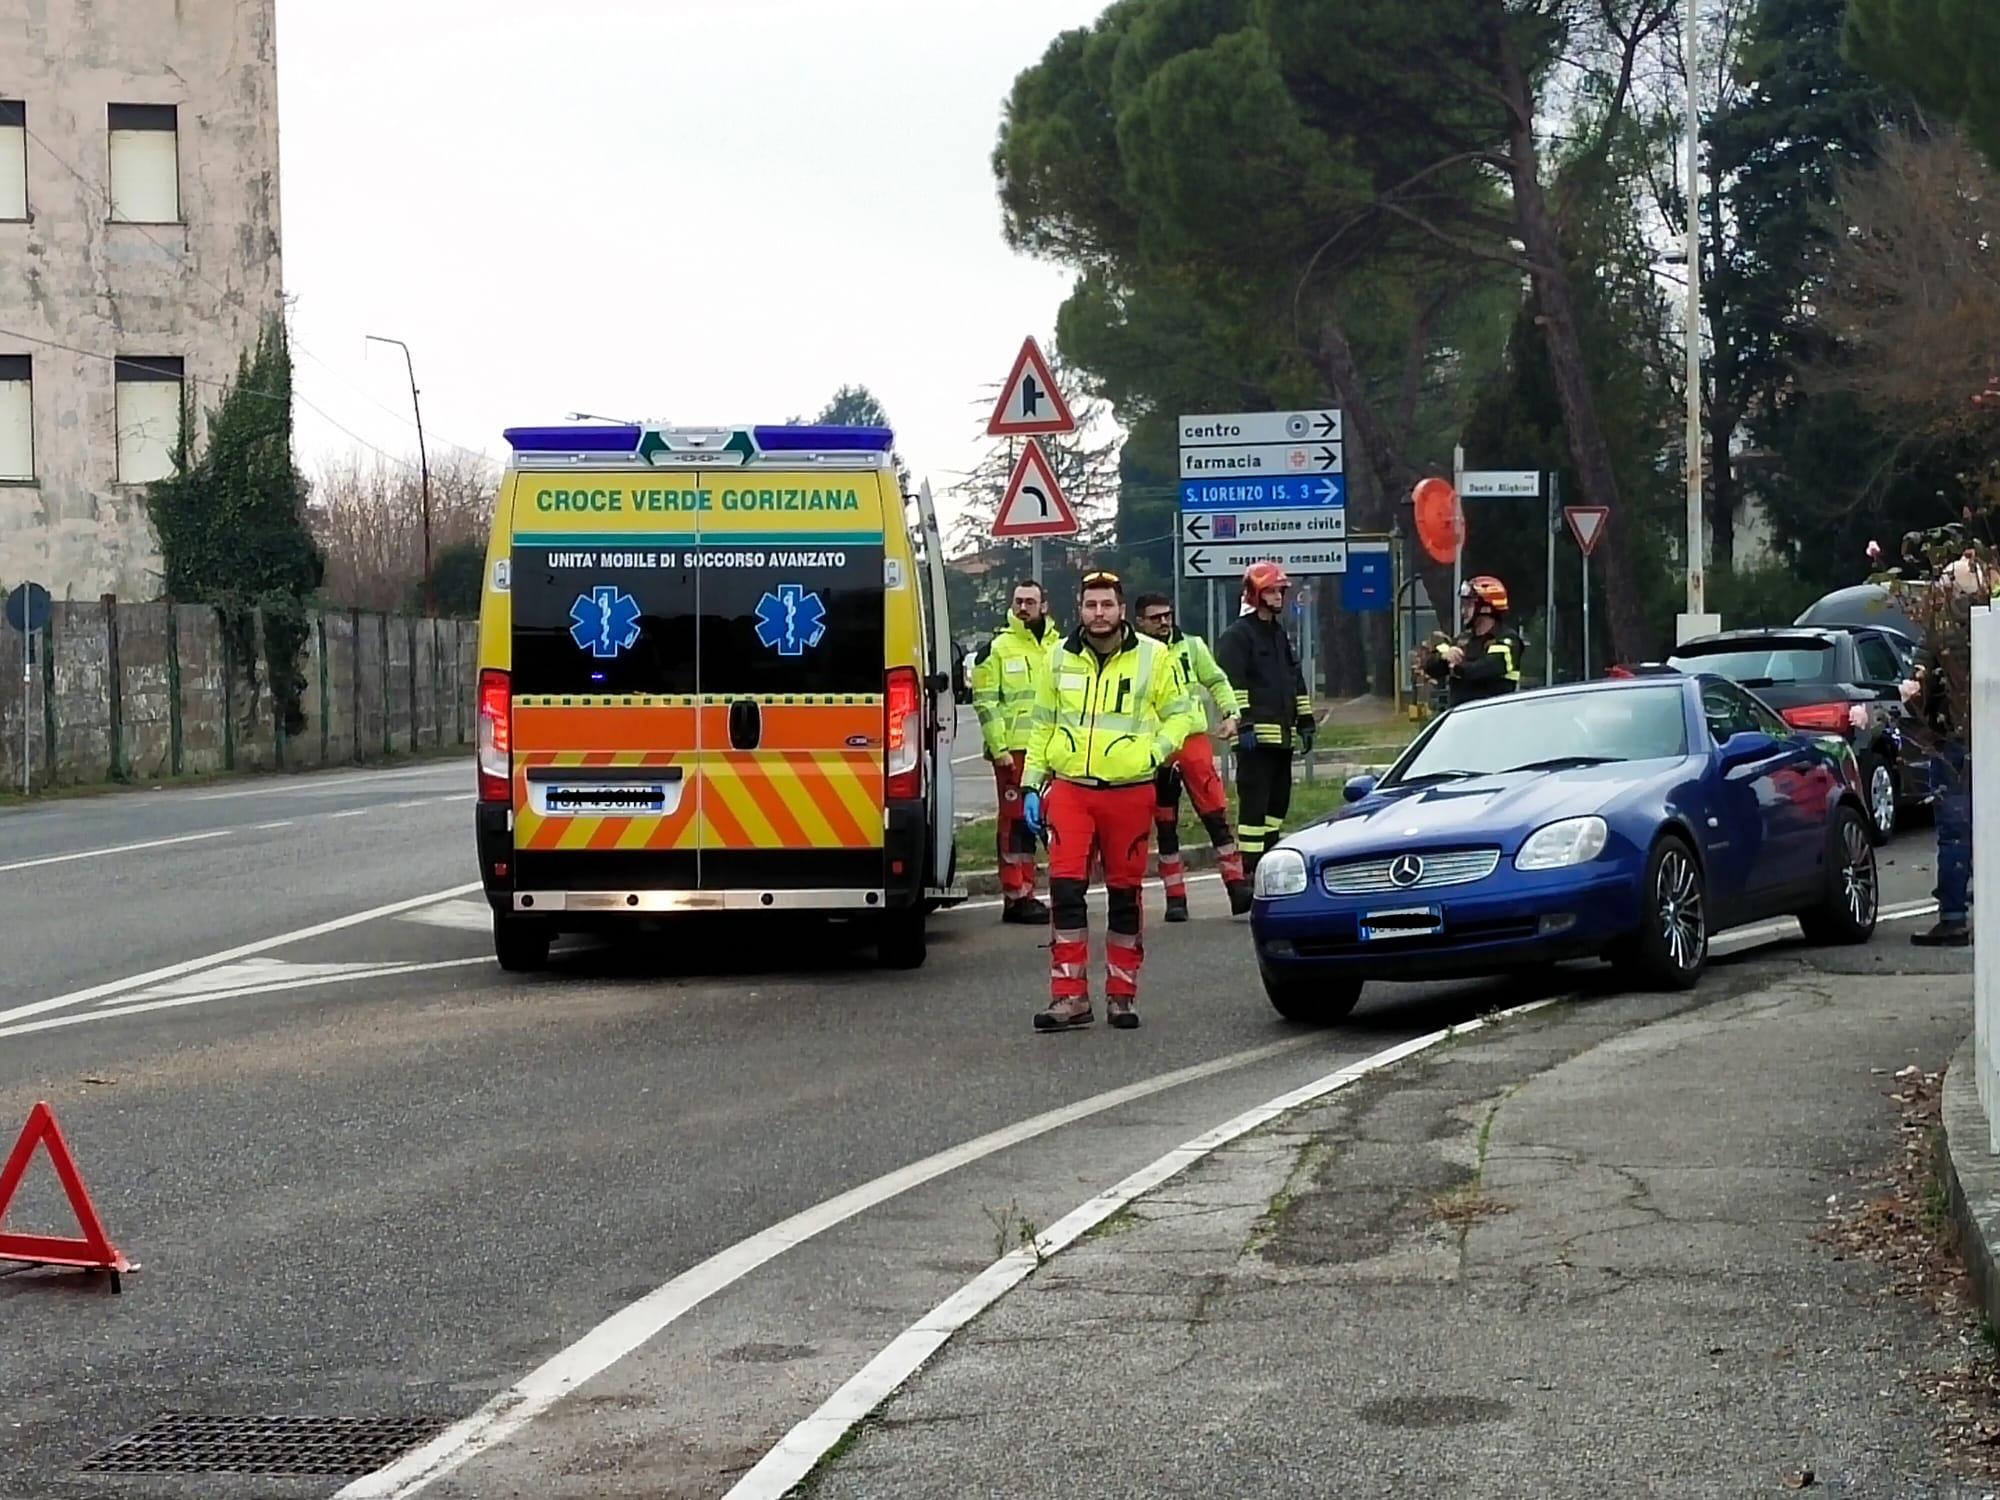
[
  {"xmin": 1422, "ymin": 575, "xmax": 1524, "ymax": 707},
  {"xmin": 1215, "ymin": 562, "xmax": 1317, "ymax": 882}
]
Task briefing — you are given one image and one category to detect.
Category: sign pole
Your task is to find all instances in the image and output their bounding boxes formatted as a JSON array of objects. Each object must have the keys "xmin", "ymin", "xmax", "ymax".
[
  {"xmin": 23, "ymin": 627, "xmax": 34, "ymax": 797},
  {"xmin": 1173, "ymin": 531, "xmax": 1183, "ymax": 624},
  {"xmin": 1451, "ymin": 443, "xmax": 1465, "ymax": 613},
  {"xmin": 1545, "ymin": 472, "xmax": 1559, "ymax": 687},
  {"xmin": 1581, "ymin": 549, "xmax": 1591, "ymax": 682}
]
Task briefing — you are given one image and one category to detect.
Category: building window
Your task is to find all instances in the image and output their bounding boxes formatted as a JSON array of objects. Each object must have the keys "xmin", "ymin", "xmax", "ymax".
[
  {"xmin": 107, "ymin": 103, "xmax": 179, "ymax": 223},
  {"xmin": 116, "ymin": 356, "xmax": 184, "ymax": 484},
  {"xmin": 0, "ymin": 355, "xmax": 31, "ymax": 481},
  {"xmin": 0, "ymin": 100, "xmax": 24, "ymax": 220}
]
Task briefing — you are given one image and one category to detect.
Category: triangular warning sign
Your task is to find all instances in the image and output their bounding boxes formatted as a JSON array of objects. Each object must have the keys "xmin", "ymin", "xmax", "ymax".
[
  {"xmin": 991, "ymin": 438, "xmax": 1080, "ymax": 539},
  {"xmin": 0, "ymin": 1102, "xmax": 135, "ymax": 1282},
  {"xmin": 986, "ymin": 336, "xmax": 1077, "ymax": 437},
  {"xmin": 1564, "ymin": 505, "xmax": 1611, "ymax": 557}
]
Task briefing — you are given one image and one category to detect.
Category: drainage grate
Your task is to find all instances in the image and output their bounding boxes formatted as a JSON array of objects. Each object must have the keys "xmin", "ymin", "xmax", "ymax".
[{"xmin": 78, "ymin": 1414, "xmax": 447, "ymax": 1477}]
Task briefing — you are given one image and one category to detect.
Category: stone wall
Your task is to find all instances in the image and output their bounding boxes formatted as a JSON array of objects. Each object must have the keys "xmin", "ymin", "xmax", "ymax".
[{"xmin": 0, "ymin": 599, "xmax": 478, "ymax": 792}]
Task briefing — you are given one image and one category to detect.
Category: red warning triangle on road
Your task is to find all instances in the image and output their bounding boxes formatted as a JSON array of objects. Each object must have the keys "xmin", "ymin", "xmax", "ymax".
[
  {"xmin": 991, "ymin": 438, "xmax": 1080, "ymax": 539},
  {"xmin": 1564, "ymin": 505, "xmax": 1611, "ymax": 557},
  {"xmin": 0, "ymin": 1101, "xmax": 136, "ymax": 1280},
  {"xmin": 985, "ymin": 336, "xmax": 1077, "ymax": 437}
]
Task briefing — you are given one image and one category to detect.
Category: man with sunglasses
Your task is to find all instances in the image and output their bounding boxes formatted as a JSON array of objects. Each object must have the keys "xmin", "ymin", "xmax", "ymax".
[
  {"xmin": 1020, "ymin": 570, "xmax": 1203, "ymax": 1031},
  {"xmin": 1133, "ymin": 593, "xmax": 1253, "ymax": 920},
  {"xmin": 969, "ymin": 579, "xmax": 1062, "ymax": 923}
]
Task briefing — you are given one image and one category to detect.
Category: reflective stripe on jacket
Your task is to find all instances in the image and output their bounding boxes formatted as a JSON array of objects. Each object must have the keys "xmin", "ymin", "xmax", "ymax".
[
  {"xmin": 969, "ymin": 615, "xmax": 1060, "ymax": 756},
  {"xmin": 1167, "ymin": 630, "xmax": 1240, "ymax": 722},
  {"xmin": 1214, "ymin": 612, "xmax": 1308, "ymax": 748},
  {"xmin": 1024, "ymin": 626, "xmax": 1202, "ymax": 788}
]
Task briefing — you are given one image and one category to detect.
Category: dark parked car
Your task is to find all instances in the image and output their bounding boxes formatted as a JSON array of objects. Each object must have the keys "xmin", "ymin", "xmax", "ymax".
[
  {"xmin": 1664, "ymin": 627, "xmax": 1928, "ymax": 843},
  {"xmin": 1794, "ymin": 584, "xmax": 1922, "ymax": 668}
]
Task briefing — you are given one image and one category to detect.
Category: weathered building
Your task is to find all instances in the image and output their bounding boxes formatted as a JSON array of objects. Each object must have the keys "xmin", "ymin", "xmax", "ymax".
[{"xmin": 0, "ymin": 0, "xmax": 283, "ymax": 601}]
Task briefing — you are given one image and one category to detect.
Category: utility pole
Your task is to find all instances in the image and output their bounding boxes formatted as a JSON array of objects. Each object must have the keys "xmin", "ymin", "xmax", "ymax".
[
  {"xmin": 1677, "ymin": 0, "xmax": 1716, "ymax": 646},
  {"xmin": 367, "ymin": 334, "xmax": 433, "ymax": 616}
]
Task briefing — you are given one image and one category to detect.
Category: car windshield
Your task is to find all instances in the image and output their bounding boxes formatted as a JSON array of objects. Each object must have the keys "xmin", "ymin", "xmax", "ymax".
[
  {"xmin": 1387, "ymin": 685, "xmax": 1689, "ymax": 784},
  {"xmin": 1665, "ymin": 640, "xmax": 1838, "ymax": 685}
]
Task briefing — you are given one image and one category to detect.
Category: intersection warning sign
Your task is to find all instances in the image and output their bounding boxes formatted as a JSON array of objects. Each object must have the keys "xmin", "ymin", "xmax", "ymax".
[{"xmin": 986, "ymin": 336, "xmax": 1076, "ymax": 438}]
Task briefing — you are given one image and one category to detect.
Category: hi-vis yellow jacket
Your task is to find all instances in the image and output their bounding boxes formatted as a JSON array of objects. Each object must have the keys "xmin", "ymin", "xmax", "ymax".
[
  {"xmin": 969, "ymin": 614, "xmax": 1062, "ymax": 757},
  {"xmin": 1024, "ymin": 625, "xmax": 1203, "ymax": 789}
]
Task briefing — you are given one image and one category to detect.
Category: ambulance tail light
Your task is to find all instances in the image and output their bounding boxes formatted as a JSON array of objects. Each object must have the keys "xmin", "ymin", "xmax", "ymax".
[
  {"xmin": 886, "ymin": 667, "xmax": 922, "ymax": 800},
  {"xmin": 477, "ymin": 669, "xmax": 513, "ymax": 803}
]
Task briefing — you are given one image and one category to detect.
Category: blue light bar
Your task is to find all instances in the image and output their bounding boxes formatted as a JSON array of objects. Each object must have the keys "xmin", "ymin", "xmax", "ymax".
[
  {"xmin": 753, "ymin": 425, "xmax": 895, "ymax": 452},
  {"xmin": 502, "ymin": 423, "xmax": 896, "ymax": 455},
  {"xmin": 503, "ymin": 425, "xmax": 641, "ymax": 453}
]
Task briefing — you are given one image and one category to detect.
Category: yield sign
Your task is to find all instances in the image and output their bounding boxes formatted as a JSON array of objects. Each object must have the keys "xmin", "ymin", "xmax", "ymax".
[
  {"xmin": 1565, "ymin": 505, "xmax": 1611, "ymax": 557},
  {"xmin": 991, "ymin": 438, "xmax": 1079, "ymax": 538},
  {"xmin": 986, "ymin": 336, "xmax": 1076, "ymax": 437}
]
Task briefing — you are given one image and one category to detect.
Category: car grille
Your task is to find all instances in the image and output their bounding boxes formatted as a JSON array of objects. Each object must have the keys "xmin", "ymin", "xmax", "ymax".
[{"xmin": 1320, "ymin": 848, "xmax": 1501, "ymax": 896}]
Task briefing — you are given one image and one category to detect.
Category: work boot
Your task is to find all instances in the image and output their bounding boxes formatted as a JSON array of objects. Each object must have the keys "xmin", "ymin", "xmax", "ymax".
[
  {"xmin": 1226, "ymin": 880, "xmax": 1254, "ymax": 916},
  {"xmin": 1034, "ymin": 995, "xmax": 1094, "ymax": 1032},
  {"xmin": 1164, "ymin": 894, "xmax": 1190, "ymax": 924},
  {"xmin": 1911, "ymin": 920, "xmax": 1971, "ymax": 948},
  {"xmin": 1003, "ymin": 896, "xmax": 1050, "ymax": 925},
  {"xmin": 1107, "ymin": 997, "xmax": 1140, "ymax": 1029}
]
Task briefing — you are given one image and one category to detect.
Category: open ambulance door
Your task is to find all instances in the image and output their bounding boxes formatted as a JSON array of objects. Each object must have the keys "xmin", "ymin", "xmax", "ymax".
[{"xmin": 914, "ymin": 479, "xmax": 965, "ymax": 907}]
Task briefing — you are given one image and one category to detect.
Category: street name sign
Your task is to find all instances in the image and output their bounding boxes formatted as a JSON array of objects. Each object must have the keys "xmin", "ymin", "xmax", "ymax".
[{"xmin": 1460, "ymin": 470, "xmax": 1541, "ymax": 499}]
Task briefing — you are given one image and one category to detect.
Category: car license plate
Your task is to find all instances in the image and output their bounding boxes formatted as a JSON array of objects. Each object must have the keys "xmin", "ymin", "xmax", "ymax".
[
  {"xmin": 542, "ymin": 784, "xmax": 669, "ymax": 816},
  {"xmin": 1360, "ymin": 905, "xmax": 1443, "ymax": 941}
]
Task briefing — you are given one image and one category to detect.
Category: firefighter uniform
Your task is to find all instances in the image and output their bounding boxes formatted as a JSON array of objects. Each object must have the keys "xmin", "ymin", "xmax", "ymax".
[
  {"xmin": 1214, "ymin": 610, "xmax": 1314, "ymax": 879},
  {"xmin": 1423, "ymin": 628, "xmax": 1524, "ymax": 706},
  {"xmin": 1024, "ymin": 625, "xmax": 1202, "ymax": 1028}
]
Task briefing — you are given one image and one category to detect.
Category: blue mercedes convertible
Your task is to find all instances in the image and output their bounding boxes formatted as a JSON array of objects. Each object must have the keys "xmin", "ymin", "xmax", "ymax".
[{"xmin": 1251, "ymin": 675, "xmax": 1879, "ymax": 1023}]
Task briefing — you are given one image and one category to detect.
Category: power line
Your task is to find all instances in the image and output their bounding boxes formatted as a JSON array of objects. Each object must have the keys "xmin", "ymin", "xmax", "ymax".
[{"xmin": 0, "ymin": 323, "xmax": 417, "ymax": 471}]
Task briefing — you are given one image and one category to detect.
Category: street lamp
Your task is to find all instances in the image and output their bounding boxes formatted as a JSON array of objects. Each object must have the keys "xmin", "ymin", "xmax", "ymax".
[{"xmin": 366, "ymin": 334, "xmax": 433, "ymax": 616}]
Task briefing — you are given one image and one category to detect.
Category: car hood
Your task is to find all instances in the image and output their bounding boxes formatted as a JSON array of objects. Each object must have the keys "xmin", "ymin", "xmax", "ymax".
[{"xmin": 1295, "ymin": 761, "xmax": 1683, "ymax": 858}]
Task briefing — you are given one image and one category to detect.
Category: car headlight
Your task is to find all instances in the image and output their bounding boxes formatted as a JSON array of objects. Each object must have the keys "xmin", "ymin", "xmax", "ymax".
[
  {"xmin": 1514, "ymin": 816, "xmax": 1609, "ymax": 871},
  {"xmin": 1254, "ymin": 848, "xmax": 1309, "ymax": 899}
]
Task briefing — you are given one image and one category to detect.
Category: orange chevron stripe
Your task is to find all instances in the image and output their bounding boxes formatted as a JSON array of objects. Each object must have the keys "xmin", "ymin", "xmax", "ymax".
[{"xmin": 789, "ymin": 754, "xmax": 876, "ymax": 847}]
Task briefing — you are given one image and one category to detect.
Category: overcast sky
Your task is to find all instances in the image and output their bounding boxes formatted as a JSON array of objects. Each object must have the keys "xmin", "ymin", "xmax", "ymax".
[{"xmin": 276, "ymin": 0, "xmax": 1109, "ymax": 529}]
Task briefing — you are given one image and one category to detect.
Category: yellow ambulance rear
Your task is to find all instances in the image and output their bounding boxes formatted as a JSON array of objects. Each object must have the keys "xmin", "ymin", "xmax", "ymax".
[{"xmin": 472, "ymin": 423, "xmax": 963, "ymax": 971}]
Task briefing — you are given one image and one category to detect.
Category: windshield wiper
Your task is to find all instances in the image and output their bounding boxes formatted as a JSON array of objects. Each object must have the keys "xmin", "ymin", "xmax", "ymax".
[{"xmin": 1501, "ymin": 755, "xmax": 1622, "ymax": 773}]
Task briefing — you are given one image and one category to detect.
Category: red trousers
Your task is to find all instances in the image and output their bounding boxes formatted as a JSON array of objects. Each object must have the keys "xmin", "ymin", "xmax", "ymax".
[
  {"xmin": 992, "ymin": 751, "xmax": 1039, "ymax": 903},
  {"xmin": 1046, "ymin": 779, "xmax": 1153, "ymax": 1003},
  {"xmin": 1154, "ymin": 734, "xmax": 1246, "ymax": 899}
]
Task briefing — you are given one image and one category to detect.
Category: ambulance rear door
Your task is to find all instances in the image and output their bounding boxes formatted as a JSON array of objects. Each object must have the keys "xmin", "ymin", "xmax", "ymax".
[{"xmin": 689, "ymin": 469, "xmax": 889, "ymax": 900}]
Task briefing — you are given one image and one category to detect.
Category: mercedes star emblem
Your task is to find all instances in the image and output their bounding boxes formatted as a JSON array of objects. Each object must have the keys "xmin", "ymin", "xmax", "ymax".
[{"xmin": 1388, "ymin": 854, "xmax": 1425, "ymax": 889}]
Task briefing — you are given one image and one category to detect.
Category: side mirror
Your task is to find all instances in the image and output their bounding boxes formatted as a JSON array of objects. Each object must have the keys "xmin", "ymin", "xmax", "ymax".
[
  {"xmin": 1718, "ymin": 729, "xmax": 1780, "ymax": 769},
  {"xmin": 1343, "ymin": 773, "xmax": 1378, "ymax": 804}
]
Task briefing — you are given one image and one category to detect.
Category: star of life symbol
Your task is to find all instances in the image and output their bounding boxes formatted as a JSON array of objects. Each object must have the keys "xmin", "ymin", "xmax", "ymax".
[
  {"xmin": 754, "ymin": 583, "xmax": 828, "ymax": 657},
  {"xmin": 569, "ymin": 586, "xmax": 643, "ymax": 659}
]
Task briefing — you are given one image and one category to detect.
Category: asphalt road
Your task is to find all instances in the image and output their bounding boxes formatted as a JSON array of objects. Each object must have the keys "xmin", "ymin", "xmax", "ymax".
[{"xmin": 0, "ymin": 759, "xmax": 1945, "ymax": 1499}]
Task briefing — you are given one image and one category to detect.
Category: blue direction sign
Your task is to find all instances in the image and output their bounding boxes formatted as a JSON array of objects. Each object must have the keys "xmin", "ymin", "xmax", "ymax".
[{"xmin": 1179, "ymin": 476, "xmax": 1345, "ymax": 511}]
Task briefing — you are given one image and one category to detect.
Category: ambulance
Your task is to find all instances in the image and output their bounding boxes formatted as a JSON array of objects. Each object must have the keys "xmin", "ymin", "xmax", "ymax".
[{"xmin": 472, "ymin": 423, "xmax": 964, "ymax": 971}]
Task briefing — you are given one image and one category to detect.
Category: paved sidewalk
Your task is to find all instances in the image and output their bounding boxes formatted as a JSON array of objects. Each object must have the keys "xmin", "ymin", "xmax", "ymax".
[{"xmin": 810, "ymin": 965, "xmax": 1980, "ymax": 1498}]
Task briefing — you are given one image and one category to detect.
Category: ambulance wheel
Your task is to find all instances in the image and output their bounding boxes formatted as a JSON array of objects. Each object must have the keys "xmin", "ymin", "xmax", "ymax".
[
  {"xmin": 493, "ymin": 911, "xmax": 551, "ymax": 973},
  {"xmin": 877, "ymin": 908, "xmax": 928, "ymax": 970}
]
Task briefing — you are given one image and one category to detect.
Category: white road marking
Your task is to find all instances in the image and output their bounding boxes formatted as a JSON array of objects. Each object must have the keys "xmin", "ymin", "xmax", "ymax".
[
  {"xmin": 332, "ymin": 1033, "xmax": 1330, "ymax": 1500},
  {"xmin": 0, "ymin": 958, "xmax": 494, "ymax": 1041},
  {"xmin": 0, "ymin": 882, "xmax": 483, "ymax": 1029},
  {"xmin": 253, "ymin": 820, "xmax": 295, "ymax": 831},
  {"xmin": 187, "ymin": 764, "xmax": 468, "ymax": 802},
  {"xmin": 0, "ymin": 829, "xmax": 231, "ymax": 874},
  {"xmin": 726, "ymin": 998, "xmax": 1566, "ymax": 1500},
  {"xmin": 1711, "ymin": 899, "xmax": 1937, "ymax": 953},
  {"xmin": 327, "ymin": 809, "xmax": 370, "ymax": 820},
  {"xmin": 98, "ymin": 957, "xmax": 393, "ymax": 1007},
  {"xmin": 397, "ymin": 899, "xmax": 496, "ymax": 933}
]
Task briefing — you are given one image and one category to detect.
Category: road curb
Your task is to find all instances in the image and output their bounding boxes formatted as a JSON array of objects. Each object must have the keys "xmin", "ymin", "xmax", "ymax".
[{"xmin": 1937, "ymin": 1032, "xmax": 2000, "ymax": 1332}]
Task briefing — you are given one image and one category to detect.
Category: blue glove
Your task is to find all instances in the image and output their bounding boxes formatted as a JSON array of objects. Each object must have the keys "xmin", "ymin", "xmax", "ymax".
[
  {"xmin": 1022, "ymin": 787, "xmax": 1045, "ymax": 840},
  {"xmin": 1237, "ymin": 724, "xmax": 1261, "ymax": 749}
]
